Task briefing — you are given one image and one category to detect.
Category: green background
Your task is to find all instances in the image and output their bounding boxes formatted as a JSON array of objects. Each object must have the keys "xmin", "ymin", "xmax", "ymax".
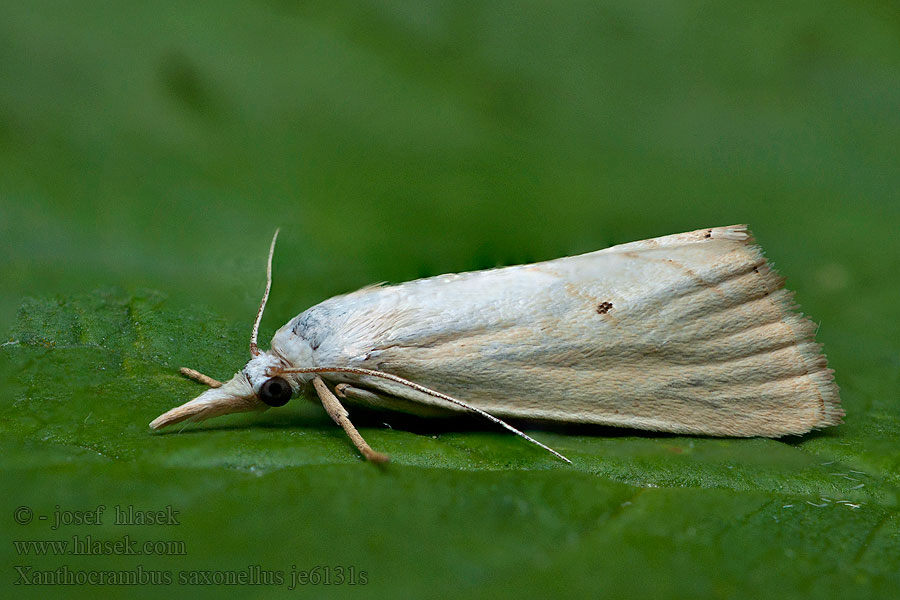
[{"xmin": 1, "ymin": 1, "xmax": 898, "ymax": 598}]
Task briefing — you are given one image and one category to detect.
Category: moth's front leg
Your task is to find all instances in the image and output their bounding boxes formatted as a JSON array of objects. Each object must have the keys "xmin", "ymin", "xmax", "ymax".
[
  {"xmin": 179, "ymin": 367, "xmax": 222, "ymax": 388},
  {"xmin": 312, "ymin": 376, "xmax": 390, "ymax": 464}
]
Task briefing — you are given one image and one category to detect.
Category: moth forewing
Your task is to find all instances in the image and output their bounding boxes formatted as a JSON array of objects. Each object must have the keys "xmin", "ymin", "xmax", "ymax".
[{"xmin": 271, "ymin": 224, "xmax": 841, "ymax": 438}]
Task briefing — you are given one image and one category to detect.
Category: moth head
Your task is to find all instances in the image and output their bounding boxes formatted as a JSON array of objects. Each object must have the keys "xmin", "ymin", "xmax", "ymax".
[
  {"xmin": 148, "ymin": 370, "xmax": 262, "ymax": 429},
  {"xmin": 241, "ymin": 351, "xmax": 301, "ymax": 407},
  {"xmin": 148, "ymin": 351, "xmax": 303, "ymax": 429},
  {"xmin": 149, "ymin": 229, "xmax": 300, "ymax": 430}
]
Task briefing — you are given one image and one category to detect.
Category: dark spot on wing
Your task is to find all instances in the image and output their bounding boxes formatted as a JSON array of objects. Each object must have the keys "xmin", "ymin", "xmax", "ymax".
[
  {"xmin": 291, "ymin": 307, "xmax": 343, "ymax": 350},
  {"xmin": 596, "ymin": 302, "xmax": 613, "ymax": 314}
]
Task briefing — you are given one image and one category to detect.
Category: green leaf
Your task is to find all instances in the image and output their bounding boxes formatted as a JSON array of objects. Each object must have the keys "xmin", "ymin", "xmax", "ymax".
[{"xmin": 2, "ymin": 289, "xmax": 898, "ymax": 598}]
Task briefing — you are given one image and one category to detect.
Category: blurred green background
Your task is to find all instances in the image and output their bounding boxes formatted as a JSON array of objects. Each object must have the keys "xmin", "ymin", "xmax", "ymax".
[{"xmin": 1, "ymin": 1, "xmax": 898, "ymax": 598}]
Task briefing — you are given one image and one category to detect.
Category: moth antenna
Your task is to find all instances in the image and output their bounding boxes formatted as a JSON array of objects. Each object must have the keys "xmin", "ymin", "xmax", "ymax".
[
  {"xmin": 250, "ymin": 228, "xmax": 280, "ymax": 357},
  {"xmin": 277, "ymin": 366, "xmax": 572, "ymax": 464}
]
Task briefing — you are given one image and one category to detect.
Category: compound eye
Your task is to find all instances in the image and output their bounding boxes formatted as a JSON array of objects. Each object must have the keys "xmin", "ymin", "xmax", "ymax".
[{"xmin": 258, "ymin": 376, "xmax": 292, "ymax": 407}]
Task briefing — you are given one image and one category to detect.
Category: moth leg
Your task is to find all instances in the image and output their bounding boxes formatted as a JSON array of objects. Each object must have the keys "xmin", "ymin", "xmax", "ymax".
[
  {"xmin": 334, "ymin": 383, "xmax": 459, "ymax": 418},
  {"xmin": 335, "ymin": 383, "xmax": 381, "ymax": 402},
  {"xmin": 179, "ymin": 367, "xmax": 222, "ymax": 388},
  {"xmin": 312, "ymin": 376, "xmax": 390, "ymax": 464}
]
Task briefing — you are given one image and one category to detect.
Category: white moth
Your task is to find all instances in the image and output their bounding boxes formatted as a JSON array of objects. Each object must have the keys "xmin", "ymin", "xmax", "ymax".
[{"xmin": 150, "ymin": 225, "xmax": 843, "ymax": 463}]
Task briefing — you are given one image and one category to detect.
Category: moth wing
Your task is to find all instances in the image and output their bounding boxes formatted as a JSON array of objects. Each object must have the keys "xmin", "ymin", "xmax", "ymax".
[{"xmin": 283, "ymin": 225, "xmax": 842, "ymax": 437}]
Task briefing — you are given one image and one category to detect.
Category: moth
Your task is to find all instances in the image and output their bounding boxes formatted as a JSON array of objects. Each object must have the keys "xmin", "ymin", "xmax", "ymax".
[{"xmin": 150, "ymin": 225, "xmax": 842, "ymax": 463}]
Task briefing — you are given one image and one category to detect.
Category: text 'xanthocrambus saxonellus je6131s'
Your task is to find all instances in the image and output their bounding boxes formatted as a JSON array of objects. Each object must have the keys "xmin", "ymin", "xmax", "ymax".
[{"xmin": 150, "ymin": 225, "xmax": 843, "ymax": 464}]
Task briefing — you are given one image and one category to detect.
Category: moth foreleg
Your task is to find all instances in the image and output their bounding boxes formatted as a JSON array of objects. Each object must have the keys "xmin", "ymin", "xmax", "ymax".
[
  {"xmin": 312, "ymin": 376, "xmax": 390, "ymax": 464},
  {"xmin": 179, "ymin": 367, "xmax": 223, "ymax": 388}
]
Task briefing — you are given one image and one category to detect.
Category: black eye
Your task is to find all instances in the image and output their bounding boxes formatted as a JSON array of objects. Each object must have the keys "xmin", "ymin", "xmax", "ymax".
[{"xmin": 259, "ymin": 377, "xmax": 292, "ymax": 407}]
